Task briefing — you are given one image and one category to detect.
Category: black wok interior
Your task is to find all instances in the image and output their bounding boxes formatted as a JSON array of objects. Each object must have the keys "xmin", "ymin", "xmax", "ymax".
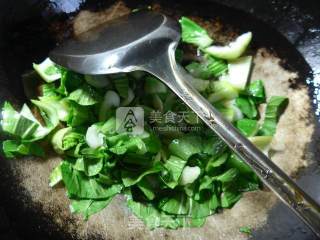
[{"xmin": 0, "ymin": 0, "xmax": 319, "ymax": 239}]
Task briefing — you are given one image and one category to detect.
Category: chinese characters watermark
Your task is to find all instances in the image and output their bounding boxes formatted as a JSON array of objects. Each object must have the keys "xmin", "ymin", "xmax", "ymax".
[
  {"xmin": 149, "ymin": 110, "xmax": 199, "ymax": 124},
  {"xmin": 116, "ymin": 108, "xmax": 200, "ymax": 134}
]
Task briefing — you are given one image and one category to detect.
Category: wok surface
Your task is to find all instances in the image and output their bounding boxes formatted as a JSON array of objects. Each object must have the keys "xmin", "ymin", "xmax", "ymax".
[{"xmin": 0, "ymin": 0, "xmax": 319, "ymax": 239}]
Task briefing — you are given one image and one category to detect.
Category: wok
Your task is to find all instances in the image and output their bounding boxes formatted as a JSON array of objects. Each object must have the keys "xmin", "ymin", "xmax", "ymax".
[{"xmin": 0, "ymin": 0, "xmax": 319, "ymax": 239}]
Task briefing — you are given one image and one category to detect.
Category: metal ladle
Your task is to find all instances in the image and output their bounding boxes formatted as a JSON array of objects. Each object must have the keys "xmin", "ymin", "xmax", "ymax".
[{"xmin": 50, "ymin": 11, "xmax": 320, "ymax": 236}]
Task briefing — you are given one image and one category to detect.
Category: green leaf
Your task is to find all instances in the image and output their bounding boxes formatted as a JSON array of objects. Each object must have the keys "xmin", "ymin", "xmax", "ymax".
[
  {"xmin": 198, "ymin": 175, "xmax": 214, "ymax": 193},
  {"xmin": 57, "ymin": 69, "xmax": 84, "ymax": 95},
  {"xmin": 126, "ymin": 195, "xmax": 180, "ymax": 229},
  {"xmin": 236, "ymin": 177, "xmax": 260, "ymax": 192},
  {"xmin": 202, "ymin": 136, "xmax": 227, "ymax": 156},
  {"xmin": 122, "ymin": 153, "xmax": 152, "ymax": 167},
  {"xmin": 41, "ymin": 83, "xmax": 60, "ymax": 98},
  {"xmin": 235, "ymin": 96, "xmax": 257, "ymax": 119},
  {"xmin": 247, "ymin": 80, "xmax": 266, "ymax": 103},
  {"xmin": 2, "ymin": 140, "xmax": 44, "ymax": 158},
  {"xmin": 162, "ymin": 155, "xmax": 187, "ymax": 188},
  {"xmin": 159, "ymin": 193, "xmax": 189, "ymax": 215},
  {"xmin": 66, "ymin": 101, "xmax": 94, "ymax": 127},
  {"xmin": 221, "ymin": 190, "xmax": 242, "ymax": 208},
  {"xmin": 98, "ymin": 117, "xmax": 116, "ymax": 135},
  {"xmin": 187, "ymin": 194, "xmax": 219, "ymax": 218},
  {"xmin": 169, "ymin": 136, "xmax": 202, "ymax": 160},
  {"xmin": 1, "ymin": 102, "xmax": 54, "ymax": 141},
  {"xmin": 1, "ymin": 102, "xmax": 38, "ymax": 139},
  {"xmin": 236, "ymin": 119, "xmax": 259, "ymax": 137},
  {"xmin": 49, "ymin": 163, "xmax": 63, "ymax": 187},
  {"xmin": 213, "ymin": 168, "xmax": 239, "ymax": 183},
  {"xmin": 137, "ymin": 178, "xmax": 156, "ymax": 200},
  {"xmin": 70, "ymin": 198, "xmax": 113, "ymax": 220},
  {"xmin": 68, "ymin": 84, "xmax": 101, "ymax": 106},
  {"xmin": 179, "ymin": 17, "xmax": 213, "ymax": 48},
  {"xmin": 106, "ymin": 132, "xmax": 128, "ymax": 146},
  {"xmin": 205, "ymin": 152, "xmax": 229, "ymax": 172},
  {"xmin": 142, "ymin": 132, "xmax": 161, "ymax": 154},
  {"xmin": 109, "ymin": 137, "xmax": 147, "ymax": 155},
  {"xmin": 61, "ymin": 161, "xmax": 122, "ymax": 199},
  {"xmin": 73, "ymin": 157, "xmax": 104, "ymax": 177},
  {"xmin": 259, "ymin": 96, "xmax": 288, "ymax": 136},
  {"xmin": 186, "ymin": 57, "xmax": 227, "ymax": 79},
  {"xmin": 207, "ymin": 56, "xmax": 228, "ymax": 77},
  {"xmin": 225, "ymin": 154, "xmax": 253, "ymax": 175},
  {"xmin": 81, "ymin": 147, "xmax": 108, "ymax": 159},
  {"xmin": 31, "ymin": 99, "xmax": 60, "ymax": 130},
  {"xmin": 239, "ymin": 226, "xmax": 252, "ymax": 235},
  {"xmin": 121, "ymin": 161, "xmax": 163, "ymax": 187}
]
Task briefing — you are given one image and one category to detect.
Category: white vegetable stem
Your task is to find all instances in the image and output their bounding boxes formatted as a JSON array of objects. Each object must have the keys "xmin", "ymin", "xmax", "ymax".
[
  {"xmin": 204, "ymin": 32, "xmax": 252, "ymax": 60},
  {"xmin": 223, "ymin": 100, "xmax": 244, "ymax": 121},
  {"xmin": 121, "ymin": 88, "xmax": 135, "ymax": 106},
  {"xmin": 249, "ymin": 136, "xmax": 273, "ymax": 156},
  {"xmin": 86, "ymin": 125, "xmax": 104, "ymax": 149},
  {"xmin": 99, "ymin": 90, "xmax": 120, "ymax": 121},
  {"xmin": 33, "ymin": 58, "xmax": 61, "ymax": 82},
  {"xmin": 228, "ymin": 56, "xmax": 253, "ymax": 90},
  {"xmin": 180, "ymin": 166, "xmax": 201, "ymax": 185}
]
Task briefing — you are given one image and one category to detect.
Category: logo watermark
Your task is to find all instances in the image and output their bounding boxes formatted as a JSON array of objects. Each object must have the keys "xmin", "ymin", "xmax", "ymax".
[
  {"xmin": 116, "ymin": 107, "xmax": 200, "ymax": 134},
  {"xmin": 116, "ymin": 107, "xmax": 144, "ymax": 135}
]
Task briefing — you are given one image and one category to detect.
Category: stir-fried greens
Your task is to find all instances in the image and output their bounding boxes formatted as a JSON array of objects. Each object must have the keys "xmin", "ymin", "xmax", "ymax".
[{"xmin": 0, "ymin": 16, "xmax": 288, "ymax": 229}]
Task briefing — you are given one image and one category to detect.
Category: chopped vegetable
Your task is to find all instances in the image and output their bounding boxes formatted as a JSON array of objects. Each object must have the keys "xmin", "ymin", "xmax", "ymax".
[
  {"xmin": 247, "ymin": 80, "xmax": 266, "ymax": 103},
  {"xmin": 179, "ymin": 17, "xmax": 213, "ymax": 48},
  {"xmin": 180, "ymin": 166, "xmax": 201, "ymax": 185},
  {"xmin": 85, "ymin": 125, "xmax": 105, "ymax": 149},
  {"xmin": 68, "ymin": 84, "xmax": 101, "ymax": 106},
  {"xmin": 208, "ymin": 80, "xmax": 239, "ymax": 103},
  {"xmin": 239, "ymin": 226, "xmax": 252, "ymax": 235},
  {"xmin": 204, "ymin": 32, "xmax": 252, "ymax": 60},
  {"xmin": 227, "ymin": 56, "xmax": 253, "ymax": 90},
  {"xmin": 235, "ymin": 96, "xmax": 258, "ymax": 119},
  {"xmin": 249, "ymin": 136, "xmax": 273, "ymax": 155},
  {"xmin": 70, "ymin": 198, "xmax": 113, "ymax": 220},
  {"xmin": 236, "ymin": 119, "xmax": 259, "ymax": 137},
  {"xmin": 186, "ymin": 56, "xmax": 227, "ymax": 79},
  {"xmin": 49, "ymin": 163, "xmax": 63, "ymax": 187},
  {"xmin": 33, "ymin": 58, "xmax": 61, "ymax": 82},
  {"xmin": 2, "ymin": 140, "xmax": 44, "ymax": 158},
  {"xmin": 0, "ymin": 18, "xmax": 289, "ymax": 230},
  {"xmin": 259, "ymin": 96, "xmax": 288, "ymax": 136}
]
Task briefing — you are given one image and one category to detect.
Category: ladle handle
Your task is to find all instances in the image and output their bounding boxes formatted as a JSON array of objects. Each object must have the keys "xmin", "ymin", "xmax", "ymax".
[{"xmin": 146, "ymin": 44, "xmax": 320, "ymax": 237}]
